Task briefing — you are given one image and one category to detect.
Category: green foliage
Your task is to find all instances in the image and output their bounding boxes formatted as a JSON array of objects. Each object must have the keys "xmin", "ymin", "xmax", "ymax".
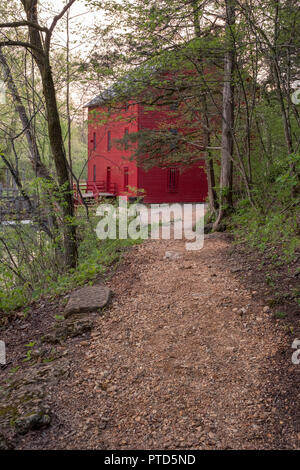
[
  {"xmin": 228, "ymin": 98, "xmax": 300, "ymax": 265},
  {"xmin": 55, "ymin": 315, "xmax": 65, "ymax": 322},
  {"xmin": 0, "ymin": 208, "xmax": 141, "ymax": 314},
  {"xmin": 230, "ymin": 196, "xmax": 299, "ymax": 265},
  {"xmin": 274, "ymin": 311, "xmax": 286, "ymax": 319}
]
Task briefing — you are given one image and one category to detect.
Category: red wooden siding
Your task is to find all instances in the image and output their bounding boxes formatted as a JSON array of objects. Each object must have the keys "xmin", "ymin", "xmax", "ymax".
[
  {"xmin": 87, "ymin": 100, "xmax": 208, "ymax": 203},
  {"xmin": 87, "ymin": 102, "xmax": 138, "ymax": 196},
  {"xmin": 138, "ymin": 166, "xmax": 208, "ymax": 203},
  {"xmin": 137, "ymin": 102, "xmax": 208, "ymax": 203}
]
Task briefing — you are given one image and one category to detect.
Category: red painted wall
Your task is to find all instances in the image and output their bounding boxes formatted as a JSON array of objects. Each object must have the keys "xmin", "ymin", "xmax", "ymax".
[
  {"xmin": 87, "ymin": 100, "xmax": 208, "ymax": 203},
  {"xmin": 137, "ymin": 103, "xmax": 208, "ymax": 203},
  {"xmin": 88, "ymin": 102, "xmax": 139, "ymax": 196},
  {"xmin": 138, "ymin": 166, "xmax": 208, "ymax": 203}
]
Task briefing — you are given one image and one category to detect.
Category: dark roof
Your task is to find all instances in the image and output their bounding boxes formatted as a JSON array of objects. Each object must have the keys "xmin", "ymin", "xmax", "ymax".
[
  {"xmin": 84, "ymin": 65, "xmax": 157, "ymax": 108},
  {"xmin": 83, "ymin": 85, "xmax": 120, "ymax": 108}
]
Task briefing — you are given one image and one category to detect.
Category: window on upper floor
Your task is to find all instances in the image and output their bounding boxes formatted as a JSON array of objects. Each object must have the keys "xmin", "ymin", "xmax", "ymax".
[
  {"xmin": 167, "ymin": 167, "xmax": 179, "ymax": 193},
  {"xmin": 124, "ymin": 128, "xmax": 129, "ymax": 150},
  {"xmin": 93, "ymin": 132, "xmax": 96, "ymax": 150},
  {"xmin": 107, "ymin": 130, "xmax": 111, "ymax": 151}
]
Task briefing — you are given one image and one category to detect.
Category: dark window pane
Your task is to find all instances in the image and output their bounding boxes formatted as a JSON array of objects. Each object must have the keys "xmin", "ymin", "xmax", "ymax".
[
  {"xmin": 168, "ymin": 167, "xmax": 179, "ymax": 192},
  {"xmin": 107, "ymin": 131, "xmax": 111, "ymax": 151},
  {"xmin": 124, "ymin": 167, "xmax": 129, "ymax": 190},
  {"xmin": 124, "ymin": 128, "xmax": 129, "ymax": 150}
]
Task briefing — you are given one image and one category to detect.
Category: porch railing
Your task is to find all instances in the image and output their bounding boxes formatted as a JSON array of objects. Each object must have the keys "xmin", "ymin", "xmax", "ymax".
[{"xmin": 73, "ymin": 181, "xmax": 117, "ymax": 206}]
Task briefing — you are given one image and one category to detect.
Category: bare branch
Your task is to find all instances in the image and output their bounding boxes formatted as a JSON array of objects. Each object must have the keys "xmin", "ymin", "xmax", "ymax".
[
  {"xmin": 49, "ymin": 0, "xmax": 77, "ymax": 34},
  {"xmin": 44, "ymin": 0, "xmax": 77, "ymax": 52},
  {"xmin": 0, "ymin": 21, "xmax": 49, "ymax": 33},
  {"xmin": 0, "ymin": 40, "xmax": 43, "ymax": 54}
]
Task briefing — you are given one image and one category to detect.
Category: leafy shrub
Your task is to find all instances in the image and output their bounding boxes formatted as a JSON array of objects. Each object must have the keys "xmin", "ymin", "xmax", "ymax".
[{"xmin": 0, "ymin": 208, "xmax": 141, "ymax": 313}]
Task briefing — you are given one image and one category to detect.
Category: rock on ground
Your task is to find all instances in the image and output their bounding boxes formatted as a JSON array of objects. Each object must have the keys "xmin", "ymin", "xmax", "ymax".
[{"xmin": 65, "ymin": 285, "xmax": 111, "ymax": 317}]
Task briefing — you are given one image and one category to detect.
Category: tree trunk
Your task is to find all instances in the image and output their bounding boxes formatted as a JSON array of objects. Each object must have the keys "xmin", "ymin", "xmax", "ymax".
[
  {"xmin": 0, "ymin": 48, "xmax": 52, "ymax": 180},
  {"xmin": 213, "ymin": 0, "xmax": 235, "ymax": 230},
  {"xmin": 41, "ymin": 63, "xmax": 78, "ymax": 267},
  {"xmin": 21, "ymin": 0, "xmax": 77, "ymax": 268},
  {"xmin": 66, "ymin": 9, "xmax": 73, "ymax": 187},
  {"xmin": 202, "ymin": 96, "xmax": 218, "ymax": 213},
  {"xmin": 192, "ymin": 0, "xmax": 218, "ymax": 213},
  {"xmin": 0, "ymin": 47, "xmax": 64, "ymax": 241}
]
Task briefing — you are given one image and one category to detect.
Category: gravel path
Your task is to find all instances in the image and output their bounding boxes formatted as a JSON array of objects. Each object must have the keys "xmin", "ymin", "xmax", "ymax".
[{"xmin": 17, "ymin": 236, "xmax": 299, "ymax": 449}]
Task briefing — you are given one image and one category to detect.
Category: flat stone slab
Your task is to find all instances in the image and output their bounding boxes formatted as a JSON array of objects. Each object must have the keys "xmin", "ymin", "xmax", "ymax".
[
  {"xmin": 164, "ymin": 251, "xmax": 183, "ymax": 260},
  {"xmin": 65, "ymin": 285, "xmax": 111, "ymax": 317}
]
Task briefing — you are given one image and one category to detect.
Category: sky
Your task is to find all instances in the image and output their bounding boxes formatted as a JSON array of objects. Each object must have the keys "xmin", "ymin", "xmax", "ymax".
[
  {"xmin": 41, "ymin": 0, "xmax": 102, "ymax": 52},
  {"xmin": 39, "ymin": 0, "xmax": 107, "ymax": 104}
]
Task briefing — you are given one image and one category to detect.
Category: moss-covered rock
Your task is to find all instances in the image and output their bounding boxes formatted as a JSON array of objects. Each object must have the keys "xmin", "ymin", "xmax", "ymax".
[
  {"xmin": 0, "ymin": 359, "xmax": 70, "ymax": 447},
  {"xmin": 41, "ymin": 317, "xmax": 93, "ymax": 344}
]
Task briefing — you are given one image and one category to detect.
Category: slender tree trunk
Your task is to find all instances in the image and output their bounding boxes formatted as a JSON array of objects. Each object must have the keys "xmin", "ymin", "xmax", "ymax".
[
  {"xmin": 0, "ymin": 47, "xmax": 62, "ymax": 244},
  {"xmin": 213, "ymin": 0, "xmax": 235, "ymax": 230},
  {"xmin": 0, "ymin": 48, "xmax": 52, "ymax": 180},
  {"xmin": 66, "ymin": 9, "xmax": 73, "ymax": 187},
  {"xmin": 202, "ymin": 95, "xmax": 218, "ymax": 213},
  {"xmin": 41, "ymin": 60, "xmax": 78, "ymax": 267},
  {"xmin": 21, "ymin": 0, "xmax": 77, "ymax": 268},
  {"xmin": 192, "ymin": 0, "xmax": 218, "ymax": 213}
]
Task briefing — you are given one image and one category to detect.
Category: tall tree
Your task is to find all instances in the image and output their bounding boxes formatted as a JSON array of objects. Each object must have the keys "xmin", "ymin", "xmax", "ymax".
[
  {"xmin": 0, "ymin": 0, "xmax": 78, "ymax": 268},
  {"xmin": 213, "ymin": 0, "xmax": 235, "ymax": 229}
]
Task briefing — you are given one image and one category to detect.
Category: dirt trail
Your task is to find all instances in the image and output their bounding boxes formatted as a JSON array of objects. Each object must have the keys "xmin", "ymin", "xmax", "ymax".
[{"xmin": 17, "ymin": 236, "xmax": 299, "ymax": 449}]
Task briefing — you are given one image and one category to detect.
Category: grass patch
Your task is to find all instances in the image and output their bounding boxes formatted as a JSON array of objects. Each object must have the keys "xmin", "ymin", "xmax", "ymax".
[
  {"xmin": 0, "ymin": 210, "xmax": 142, "ymax": 314},
  {"xmin": 229, "ymin": 201, "xmax": 300, "ymax": 265}
]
